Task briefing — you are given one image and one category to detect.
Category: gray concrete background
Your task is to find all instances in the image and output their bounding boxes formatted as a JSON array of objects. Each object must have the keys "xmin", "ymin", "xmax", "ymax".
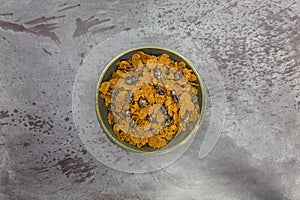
[{"xmin": 0, "ymin": 0, "xmax": 299, "ymax": 199}]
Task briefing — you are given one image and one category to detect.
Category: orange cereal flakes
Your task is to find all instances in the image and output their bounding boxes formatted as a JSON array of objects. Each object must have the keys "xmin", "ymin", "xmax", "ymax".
[{"xmin": 99, "ymin": 51, "xmax": 200, "ymax": 149}]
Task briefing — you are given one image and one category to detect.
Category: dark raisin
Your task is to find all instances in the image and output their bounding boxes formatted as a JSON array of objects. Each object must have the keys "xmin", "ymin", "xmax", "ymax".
[
  {"xmin": 109, "ymin": 88, "xmax": 118, "ymax": 100},
  {"xmin": 174, "ymin": 71, "xmax": 182, "ymax": 80},
  {"xmin": 126, "ymin": 76, "xmax": 138, "ymax": 85},
  {"xmin": 160, "ymin": 106, "xmax": 168, "ymax": 116},
  {"xmin": 124, "ymin": 110, "xmax": 132, "ymax": 117},
  {"xmin": 165, "ymin": 67, "xmax": 170, "ymax": 75},
  {"xmin": 126, "ymin": 91, "xmax": 133, "ymax": 103},
  {"xmin": 138, "ymin": 99, "xmax": 148, "ymax": 107},
  {"xmin": 164, "ymin": 115, "xmax": 173, "ymax": 126},
  {"xmin": 107, "ymin": 103, "xmax": 115, "ymax": 111},
  {"xmin": 171, "ymin": 90, "xmax": 179, "ymax": 103},
  {"xmin": 109, "ymin": 88, "xmax": 117, "ymax": 95},
  {"xmin": 155, "ymin": 86, "xmax": 166, "ymax": 95},
  {"xmin": 192, "ymin": 95, "xmax": 199, "ymax": 104},
  {"xmin": 154, "ymin": 68, "xmax": 162, "ymax": 80},
  {"xmin": 130, "ymin": 120, "xmax": 137, "ymax": 128},
  {"xmin": 149, "ymin": 128, "xmax": 156, "ymax": 134},
  {"xmin": 146, "ymin": 115, "xmax": 155, "ymax": 123},
  {"xmin": 182, "ymin": 114, "xmax": 189, "ymax": 123}
]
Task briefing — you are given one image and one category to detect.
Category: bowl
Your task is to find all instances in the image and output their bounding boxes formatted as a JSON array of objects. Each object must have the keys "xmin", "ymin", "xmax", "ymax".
[{"xmin": 95, "ymin": 46, "xmax": 206, "ymax": 154}]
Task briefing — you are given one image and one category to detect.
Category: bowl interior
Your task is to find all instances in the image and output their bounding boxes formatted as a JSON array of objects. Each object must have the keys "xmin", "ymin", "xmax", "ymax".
[{"xmin": 96, "ymin": 47, "xmax": 206, "ymax": 154}]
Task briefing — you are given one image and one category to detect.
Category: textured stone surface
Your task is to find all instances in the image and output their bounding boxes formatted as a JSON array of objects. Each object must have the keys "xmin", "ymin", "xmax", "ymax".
[{"xmin": 0, "ymin": 0, "xmax": 299, "ymax": 199}]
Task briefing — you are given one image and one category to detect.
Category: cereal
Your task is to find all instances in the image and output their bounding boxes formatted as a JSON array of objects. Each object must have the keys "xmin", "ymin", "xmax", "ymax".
[
  {"xmin": 107, "ymin": 112, "xmax": 114, "ymax": 125},
  {"xmin": 101, "ymin": 81, "xmax": 110, "ymax": 92},
  {"xmin": 131, "ymin": 53, "xmax": 143, "ymax": 67},
  {"xmin": 148, "ymin": 135, "xmax": 167, "ymax": 148},
  {"xmin": 99, "ymin": 51, "xmax": 201, "ymax": 148},
  {"xmin": 157, "ymin": 54, "xmax": 172, "ymax": 65}
]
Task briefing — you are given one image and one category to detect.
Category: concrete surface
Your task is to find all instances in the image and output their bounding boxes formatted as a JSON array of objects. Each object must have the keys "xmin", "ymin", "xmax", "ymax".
[{"xmin": 0, "ymin": 0, "xmax": 299, "ymax": 199}]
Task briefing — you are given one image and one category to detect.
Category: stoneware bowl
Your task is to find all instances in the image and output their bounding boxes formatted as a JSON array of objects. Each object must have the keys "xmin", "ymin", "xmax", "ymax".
[{"xmin": 95, "ymin": 46, "xmax": 207, "ymax": 155}]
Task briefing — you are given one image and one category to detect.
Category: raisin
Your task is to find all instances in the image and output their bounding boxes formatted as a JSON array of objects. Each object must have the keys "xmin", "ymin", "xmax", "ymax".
[
  {"xmin": 130, "ymin": 120, "xmax": 137, "ymax": 128},
  {"xmin": 138, "ymin": 99, "xmax": 148, "ymax": 107},
  {"xmin": 171, "ymin": 90, "xmax": 179, "ymax": 103},
  {"xmin": 155, "ymin": 86, "xmax": 166, "ymax": 95},
  {"xmin": 126, "ymin": 76, "xmax": 138, "ymax": 85},
  {"xmin": 154, "ymin": 68, "xmax": 162, "ymax": 80},
  {"xmin": 126, "ymin": 91, "xmax": 133, "ymax": 103},
  {"xmin": 174, "ymin": 71, "xmax": 182, "ymax": 80}
]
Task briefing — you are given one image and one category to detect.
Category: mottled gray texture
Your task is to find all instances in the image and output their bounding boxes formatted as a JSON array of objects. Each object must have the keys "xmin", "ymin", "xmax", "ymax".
[{"xmin": 0, "ymin": 0, "xmax": 299, "ymax": 200}]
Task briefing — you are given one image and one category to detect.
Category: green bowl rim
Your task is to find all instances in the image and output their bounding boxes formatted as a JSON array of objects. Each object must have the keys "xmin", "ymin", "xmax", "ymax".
[{"xmin": 95, "ymin": 45, "xmax": 207, "ymax": 155}]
